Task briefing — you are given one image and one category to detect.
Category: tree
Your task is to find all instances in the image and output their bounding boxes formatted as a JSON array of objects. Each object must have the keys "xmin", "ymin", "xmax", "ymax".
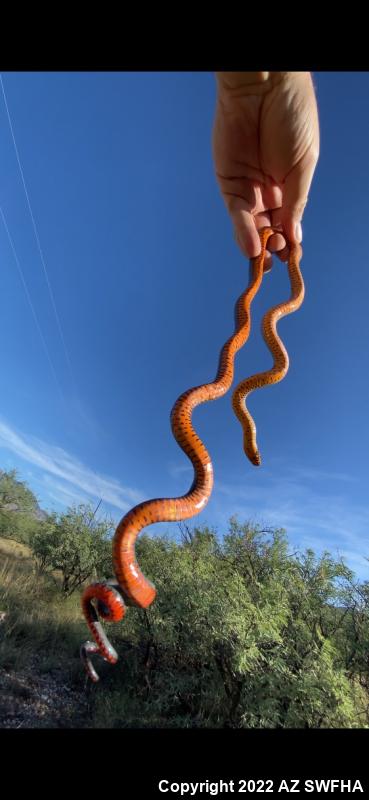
[
  {"xmin": 0, "ymin": 469, "xmax": 41, "ymax": 544},
  {"xmin": 333, "ymin": 574, "xmax": 369, "ymax": 723},
  {"xmin": 0, "ymin": 469, "xmax": 38, "ymax": 514},
  {"xmin": 30, "ymin": 513, "xmax": 58, "ymax": 573},
  {"xmin": 103, "ymin": 520, "xmax": 363, "ymax": 729},
  {"xmin": 30, "ymin": 503, "xmax": 114, "ymax": 595}
]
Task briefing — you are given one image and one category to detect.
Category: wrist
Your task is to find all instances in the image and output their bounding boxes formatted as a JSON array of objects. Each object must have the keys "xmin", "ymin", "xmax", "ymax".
[
  {"xmin": 215, "ymin": 71, "xmax": 311, "ymax": 99},
  {"xmin": 215, "ymin": 71, "xmax": 271, "ymax": 89}
]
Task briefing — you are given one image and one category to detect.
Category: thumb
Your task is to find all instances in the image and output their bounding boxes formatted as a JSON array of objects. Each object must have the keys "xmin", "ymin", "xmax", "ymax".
[{"xmin": 281, "ymin": 153, "xmax": 317, "ymax": 245}]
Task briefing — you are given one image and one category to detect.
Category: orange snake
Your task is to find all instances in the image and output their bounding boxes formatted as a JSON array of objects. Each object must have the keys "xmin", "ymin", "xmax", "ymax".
[{"xmin": 80, "ymin": 227, "xmax": 304, "ymax": 682}]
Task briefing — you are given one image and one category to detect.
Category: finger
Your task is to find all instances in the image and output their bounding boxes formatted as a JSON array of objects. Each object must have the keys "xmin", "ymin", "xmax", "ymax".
[
  {"xmin": 267, "ymin": 232, "xmax": 285, "ymax": 253},
  {"xmin": 263, "ymin": 251, "xmax": 273, "ymax": 272},
  {"xmin": 254, "ymin": 211, "xmax": 285, "ymax": 260},
  {"xmin": 281, "ymin": 151, "xmax": 318, "ymax": 244},
  {"xmin": 261, "ymin": 181, "xmax": 283, "ymax": 213},
  {"xmin": 270, "ymin": 208, "xmax": 288, "ymax": 260},
  {"xmin": 254, "ymin": 211, "xmax": 272, "ymax": 230},
  {"xmin": 231, "ymin": 202, "xmax": 261, "ymax": 258}
]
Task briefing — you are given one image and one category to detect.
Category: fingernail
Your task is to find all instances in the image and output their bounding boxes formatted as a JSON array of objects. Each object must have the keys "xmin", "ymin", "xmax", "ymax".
[{"xmin": 295, "ymin": 222, "xmax": 303, "ymax": 243}]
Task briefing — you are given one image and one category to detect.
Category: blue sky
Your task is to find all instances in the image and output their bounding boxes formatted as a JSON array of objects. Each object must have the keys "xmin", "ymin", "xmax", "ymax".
[{"xmin": 0, "ymin": 71, "xmax": 368, "ymax": 578}]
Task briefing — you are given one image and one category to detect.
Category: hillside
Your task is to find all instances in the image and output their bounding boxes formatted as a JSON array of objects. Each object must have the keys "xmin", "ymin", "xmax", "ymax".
[
  {"xmin": 0, "ymin": 536, "xmax": 91, "ymax": 727},
  {"xmin": 1, "ymin": 467, "xmax": 369, "ymax": 729}
]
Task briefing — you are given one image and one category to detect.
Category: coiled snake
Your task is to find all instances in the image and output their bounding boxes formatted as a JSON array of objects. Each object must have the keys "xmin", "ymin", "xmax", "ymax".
[{"xmin": 80, "ymin": 226, "xmax": 304, "ymax": 682}]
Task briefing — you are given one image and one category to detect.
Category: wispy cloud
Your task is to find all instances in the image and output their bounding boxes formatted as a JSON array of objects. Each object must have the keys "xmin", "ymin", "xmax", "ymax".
[
  {"xmin": 40, "ymin": 475, "xmax": 92, "ymax": 509},
  {"xmin": 168, "ymin": 461, "xmax": 193, "ymax": 479},
  {"xmin": 1, "ymin": 416, "xmax": 368, "ymax": 579},
  {"xmin": 268, "ymin": 457, "xmax": 357, "ymax": 484},
  {"xmin": 0, "ymin": 417, "xmax": 145, "ymax": 512},
  {"xmin": 210, "ymin": 463, "xmax": 369, "ymax": 579}
]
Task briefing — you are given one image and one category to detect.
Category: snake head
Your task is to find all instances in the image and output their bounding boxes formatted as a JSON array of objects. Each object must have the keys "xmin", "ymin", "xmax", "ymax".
[
  {"xmin": 244, "ymin": 439, "xmax": 261, "ymax": 467},
  {"xmin": 250, "ymin": 451, "xmax": 261, "ymax": 467}
]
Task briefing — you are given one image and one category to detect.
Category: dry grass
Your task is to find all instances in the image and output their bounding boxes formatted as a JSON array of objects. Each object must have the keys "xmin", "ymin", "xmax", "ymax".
[
  {"xmin": 0, "ymin": 536, "xmax": 133, "ymax": 727},
  {"xmin": 0, "ymin": 549, "xmax": 87, "ymax": 679},
  {"xmin": 0, "ymin": 535, "xmax": 33, "ymax": 560}
]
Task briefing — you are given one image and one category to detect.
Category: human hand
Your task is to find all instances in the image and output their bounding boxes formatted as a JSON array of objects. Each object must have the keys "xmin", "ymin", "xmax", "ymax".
[{"xmin": 212, "ymin": 72, "xmax": 320, "ymax": 268}]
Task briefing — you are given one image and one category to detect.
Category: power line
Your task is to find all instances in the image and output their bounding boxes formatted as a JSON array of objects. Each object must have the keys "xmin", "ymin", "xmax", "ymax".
[
  {"xmin": 0, "ymin": 205, "xmax": 65, "ymax": 403},
  {"xmin": 0, "ymin": 73, "xmax": 74, "ymax": 381}
]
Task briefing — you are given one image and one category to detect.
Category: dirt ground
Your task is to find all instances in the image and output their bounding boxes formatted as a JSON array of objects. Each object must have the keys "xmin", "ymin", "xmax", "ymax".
[{"xmin": 0, "ymin": 652, "xmax": 92, "ymax": 728}]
